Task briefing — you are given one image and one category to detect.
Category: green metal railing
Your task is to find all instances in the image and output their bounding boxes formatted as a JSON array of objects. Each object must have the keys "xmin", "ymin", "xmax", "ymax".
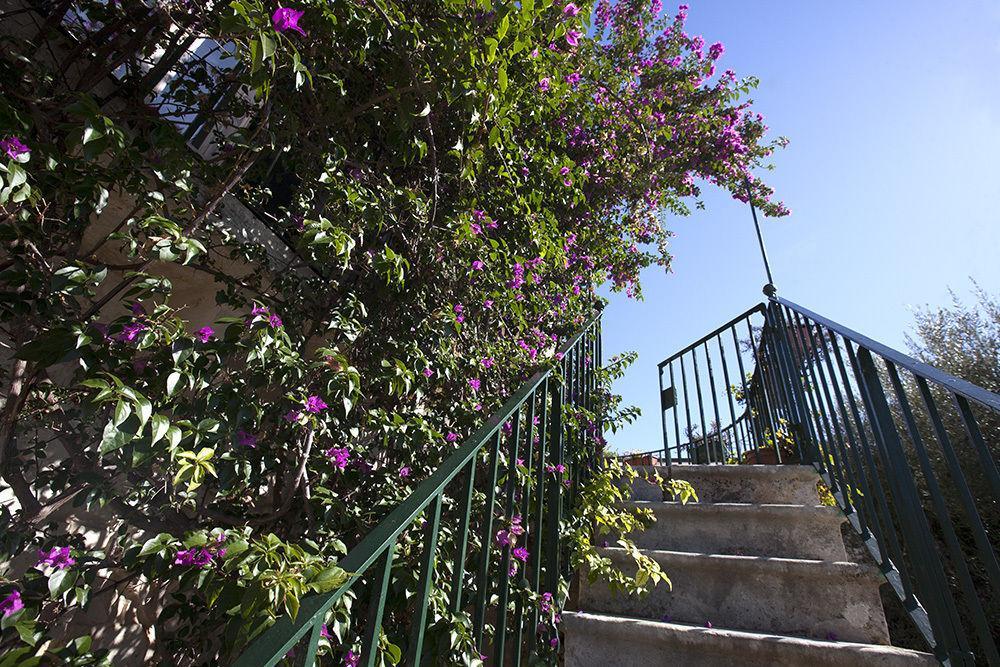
[
  {"xmin": 653, "ymin": 296, "xmax": 1000, "ymax": 666},
  {"xmin": 233, "ymin": 312, "xmax": 603, "ymax": 666}
]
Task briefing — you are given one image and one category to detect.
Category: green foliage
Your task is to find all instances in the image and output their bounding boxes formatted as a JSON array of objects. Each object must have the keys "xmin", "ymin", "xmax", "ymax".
[{"xmin": 0, "ymin": 0, "xmax": 784, "ymax": 662}]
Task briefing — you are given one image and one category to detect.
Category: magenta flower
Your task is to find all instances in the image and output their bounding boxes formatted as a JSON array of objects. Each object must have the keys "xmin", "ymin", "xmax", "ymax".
[
  {"xmin": 538, "ymin": 77, "xmax": 551, "ymax": 92},
  {"xmin": 116, "ymin": 321, "xmax": 147, "ymax": 343},
  {"xmin": 283, "ymin": 409, "xmax": 301, "ymax": 422},
  {"xmin": 321, "ymin": 624, "xmax": 333, "ymax": 640},
  {"xmin": 512, "ymin": 546, "xmax": 529, "ymax": 562},
  {"xmin": 399, "ymin": 466, "xmax": 411, "ymax": 478},
  {"xmin": 468, "ymin": 378, "xmax": 481, "ymax": 392},
  {"xmin": 305, "ymin": 395, "xmax": 327, "ymax": 413},
  {"xmin": 251, "ymin": 304, "xmax": 269, "ymax": 317},
  {"xmin": 563, "ymin": 3, "xmax": 580, "ymax": 16},
  {"xmin": 495, "ymin": 529, "xmax": 511, "ymax": 547},
  {"xmin": 708, "ymin": 41, "xmax": 725, "ymax": 60},
  {"xmin": 565, "ymin": 72, "xmax": 581, "ymax": 86},
  {"xmin": 236, "ymin": 430, "xmax": 257, "ymax": 448},
  {"xmin": 272, "ymin": 6, "xmax": 306, "ymax": 36},
  {"xmin": 37, "ymin": 546, "xmax": 75, "ymax": 570},
  {"xmin": 471, "ymin": 260, "xmax": 485, "ymax": 271},
  {"xmin": 480, "ymin": 357, "xmax": 495, "ymax": 368},
  {"xmin": 344, "ymin": 650, "xmax": 359, "ymax": 667},
  {"xmin": 197, "ymin": 326, "xmax": 214, "ymax": 342},
  {"xmin": 445, "ymin": 432, "xmax": 459, "ymax": 442},
  {"xmin": 472, "ymin": 209, "xmax": 486, "ymax": 221},
  {"xmin": 422, "ymin": 367, "xmax": 434, "ymax": 378},
  {"xmin": 560, "ymin": 166, "xmax": 570, "ymax": 176},
  {"xmin": 268, "ymin": 313, "xmax": 283, "ymax": 328},
  {"xmin": 565, "ymin": 30, "xmax": 581, "ymax": 47},
  {"xmin": 549, "ymin": 637, "xmax": 559, "ymax": 647},
  {"xmin": 326, "ymin": 447, "xmax": 350, "ymax": 470},
  {"xmin": 539, "ymin": 591, "xmax": 553, "ymax": 613},
  {"xmin": 483, "ymin": 299, "xmax": 493, "ymax": 309},
  {"xmin": 0, "ymin": 136, "xmax": 29, "ymax": 160},
  {"xmin": 563, "ymin": 178, "xmax": 573, "ymax": 187},
  {"xmin": 0, "ymin": 590, "xmax": 23, "ymax": 617},
  {"xmin": 175, "ymin": 548, "xmax": 214, "ymax": 567},
  {"xmin": 454, "ymin": 303, "xmax": 464, "ymax": 314}
]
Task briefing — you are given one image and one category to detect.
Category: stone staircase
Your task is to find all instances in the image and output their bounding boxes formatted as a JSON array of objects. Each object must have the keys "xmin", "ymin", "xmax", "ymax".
[{"xmin": 563, "ymin": 464, "xmax": 938, "ymax": 666}]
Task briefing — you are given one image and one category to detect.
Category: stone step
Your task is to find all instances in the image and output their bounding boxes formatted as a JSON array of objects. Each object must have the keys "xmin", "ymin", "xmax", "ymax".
[
  {"xmin": 631, "ymin": 464, "xmax": 820, "ymax": 505},
  {"xmin": 580, "ymin": 547, "xmax": 890, "ymax": 644},
  {"xmin": 562, "ymin": 612, "xmax": 937, "ymax": 667},
  {"xmin": 624, "ymin": 501, "xmax": 848, "ymax": 560}
]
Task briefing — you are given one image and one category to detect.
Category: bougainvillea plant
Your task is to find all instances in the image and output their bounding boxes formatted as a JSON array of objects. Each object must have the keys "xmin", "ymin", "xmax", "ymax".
[{"xmin": 0, "ymin": 0, "xmax": 784, "ymax": 663}]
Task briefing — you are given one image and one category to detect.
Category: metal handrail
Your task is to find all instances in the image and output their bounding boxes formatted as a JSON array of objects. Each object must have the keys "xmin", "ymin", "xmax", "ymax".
[
  {"xmin": 234, "ymin": 311, "xmax": 604, "ymax": 666},
  {"xmin": 655, "ymin": 296, "xmax": 1000, "ymax": 665}
]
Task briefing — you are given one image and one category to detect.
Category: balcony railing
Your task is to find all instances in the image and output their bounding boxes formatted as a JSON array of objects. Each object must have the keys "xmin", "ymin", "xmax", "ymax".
[
  {"xmin": 232, "ymin": 313, "xmax": 604, "ymax": 666},
  {"xmin": 652, "ymin": 295, "xmax": 1000, "ymax": 666}
]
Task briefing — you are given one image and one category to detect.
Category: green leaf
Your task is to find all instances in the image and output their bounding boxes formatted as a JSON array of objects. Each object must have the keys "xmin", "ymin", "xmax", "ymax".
[
  {"xmin": 308, "ymin": 566, "xmax": 349, "ymax": 593},
  {"xmin": 497, "ymin": 14, "xmax": 510, "ymax": 41},
  {"xmin": 48, "ymin": 569, "xmax": 78, "ymax": 599},
  {"xmin": 113, "ymin": 399, "xmax": 131, "ymax": 427},
  {"xmin": 260, "ymin": 32, "xmax": 275, "ymax": 59},
  {"xmin": 165, "ymin": 425, "xmax": 182, "ymax": 450},
  {"xmin": 150, "ymin": 414, "xmax": 170, "ymax": 446},
  {"xmin": 133, "ymin": 392, "xmax": 152, "ymax": 428},
  {"xmin": 166, "ymin": 371, "xmax": 182, "ymax": 396},
  {"xmin": 138, "ymin": 533, "xmax": 174, "ymax": 558},
  {"xmin": 15, "ymin": 328, "xmax": 75, "ymax": 365}
]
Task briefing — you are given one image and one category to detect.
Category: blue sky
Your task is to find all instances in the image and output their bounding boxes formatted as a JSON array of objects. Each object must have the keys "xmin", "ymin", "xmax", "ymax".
[{"xmin": 602, "ymin": 1, "xmax": 1000, "ymax": 453}]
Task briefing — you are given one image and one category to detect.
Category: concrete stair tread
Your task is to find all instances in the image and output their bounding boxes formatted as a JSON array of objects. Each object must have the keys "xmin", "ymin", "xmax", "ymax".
[
  {"xmin": 630, "ymin": 463, "xmax": 822, "ymax": 505},
  {"xmin": 563, "ymin": 611, "xmax": 937, "ymax": 667},
  {"xmin": 582, "ymin": 547, "xmax": 889, "ymax": 643},
  {"xmin": 598, "ymin": 546, "xmax": 879, "ymax": 577}
]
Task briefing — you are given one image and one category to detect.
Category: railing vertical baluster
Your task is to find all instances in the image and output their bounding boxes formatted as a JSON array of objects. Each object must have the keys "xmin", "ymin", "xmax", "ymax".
[
  {"xmin": 952, "ymin": 394, "xmax": 1000, "ymax": 499},
  {"xmin": 407, "ymin": 494, "xmax": 443, "ymax": 667},
  {"xmin": 529, "ymin": 378, "xmax": 550, "ymax": 649},
  {"xmin": 680, "ymin": 355, "xmax": 693, "ymax": 463},
  {"xmin": 854, "ymin": 348, "xmax": 970, "ymax": 663},
  {"xmin": 511, "ymin": 392, "xmax": 538, "ymax": 666},
  {"xmin": 914, "ymin": 378, "xmax": 1000, "ymax": 664},
  {"xmin": 744, "ymin": 315, "xmax": 777, "ymax": 448},
  {"xmin": 473, "ymin": 431, "xmax": 503, "ymax": 647},
  {"xmin": 704, "ymin": 341, "xmax": 724, "ymax": 462},
  {"xmin": 669, "ymin": 362, "xmax": 680, "ymax": 466},
  {"xmin": 765, "ymin": 304, "xmax": 822, "ymax": 465},
  {"xmin": 717, "ymin": 334, "xmax": 740, "ymax": 462},
  {"xmin": 545, "ymin": 359, "xmax": 565, "ymax": 596},
  {"xmin": 448, "ymin": 461, "xmax": 477, "ymax": 615},
  {"xmin": 298, "ymin": 619, "xmax": 322, "ymax": 667},
  {"xmin": 494, "ymin": 401, "xmax": 524, "ymax": 665},
  {"xmin": 884, "ymin": 364, "xmax": 994, "ymax": 663},
  {"xmin": 817, "ymin": 328, "xmax": 874, "ymax": 536},
  {"xmin": 691, "ymin": 347, "xmax": 710, "ymax": 463},
  {"xmin": 789, "ymin": 310, "xmax": 850, "ymax": 501},
  {"xmin": 842, "ymin": 340, "xmax": 918, "ymax": 604},
  {"xmin": 359, "ymin": 544, "xmax": 396, "ymax": 667}
]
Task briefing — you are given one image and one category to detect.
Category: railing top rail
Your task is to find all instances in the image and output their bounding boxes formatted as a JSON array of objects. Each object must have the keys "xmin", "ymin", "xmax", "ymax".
[
  {"xmin": 773, "ymin": 295, "xmax": 1000, "ymax": 413},
  {"xmin": 656, "ymin": 303, "xmax": 765, "ymax": 369},
  {"xmin": 233, "ymin": 310, "xmax": 602, "ymax": 666}
]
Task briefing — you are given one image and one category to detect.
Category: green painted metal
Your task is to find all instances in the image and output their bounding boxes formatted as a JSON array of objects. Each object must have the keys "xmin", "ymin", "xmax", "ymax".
[
  {"xmin": 651, "ymin": 296, "xmax": 1000, "ymax": 666},
  {"xmin": 232, "ymin": 312, "xmax": 602, "ymax": 667}
]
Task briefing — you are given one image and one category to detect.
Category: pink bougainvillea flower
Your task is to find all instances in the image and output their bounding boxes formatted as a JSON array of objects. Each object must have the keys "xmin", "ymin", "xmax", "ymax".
[
  {"xmin": 563, "ymin": 177, "xmax": 573, "ymax": 187},
  {"xmin": 399, "ymin": 466, "xmax": 411, "ymax": 478},
  {"xmin": 559, "ymin": 166, "xmax": 570, "ymax": 176},
  {"xmin": 453, "ymin": 303, "xmax": 464, "ymax": 314},
  {"xmin": 538, "ymin": 77, "xmax": 550, "ymax": 92},
  {"xmin": 37, "ymin": 546, "xmax": 75, "ymax": 570},
  {"xmin": 0, "ymin": 136, "xmax": 29, "ymax": 160},
  {"xmin": 422, "ymin": 367, "xmax": 433, "ymax": 378},
  {"xmin": 549, "ymin": 637, "xmax": 559, "ymax": 647},
  {"xmin": 512, "ymin": 546, "xmax": 529, "ymax": 562},
  {"xmin": 468, "ymin": 378, "xmax": 481, "ymax": 392},
  {"xmin": 326, "ymin": 447, "xmax": 350, "ymax": 470},
  {"xmin": 116, "ymin": 321, "xmax": 147, "ymax": 343},
  {"xmin": 272, "ymin": 6, "xmax": 306, "ymax": 36},
  {"xmin": 563, "ymin": 3, "xmax": 580, "ymax": 16},
  {"xmin": 174, "ymin": 548, "xmax": 214, "ymax": 567},
  {"xmin": 304, "ymin": 395, "xmax": 327, "ymax": 413},
  {"xmin": 250, "ymin": 304, "xmax": 269, "ymax": 317},
  {"xmin": 445, "ymin": 432, "xmax": 459, "ymax": 442},
  {"xmin": 495, "ymin": 529, "xmax": 511, "ymax": 547},
  {"xmin": 344, "ymin": 650, "xmax": 359, "ymax": 667},
  {"xmin": 565, "ymin": 30, "xmax": 581, "ymax": 46},
  {"xmin": 0, "ymin": 590, "xmax": 23, "ymax": 617},
  {"xmin": 236, "ymin": 430, "xmax": 257, "ymax": 448},
  {"xmin": 483, "ymin": 299, "xmax": 493, "ymax": 309},
  {"xmin": 708, "ymin": 41, "xmax": 725, "ymax": 60},
  {"xmin": 268, "ymin": 313, "xmax": 283, "ymax": 328},
  {"xmin": 472, "ymin": 209, "xmax": 485, "ymax": 221},
  {"xmin": 471, "ymin": 260, "xmax": 485, "ymax": 271},
  {"xmin": 283, "ymin": 409, "xmax": 301, "ymax": 422},
  {"xmin": 480, "ymin": 357, "xmax": 494, "ymax": 368},
  {"xmin": 197, "ymin": 326, "xmax": 214, "ymax": 342},
  {"xmin": 320, "ymin": 624, "xmax": 332, "ymax": 640}
]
